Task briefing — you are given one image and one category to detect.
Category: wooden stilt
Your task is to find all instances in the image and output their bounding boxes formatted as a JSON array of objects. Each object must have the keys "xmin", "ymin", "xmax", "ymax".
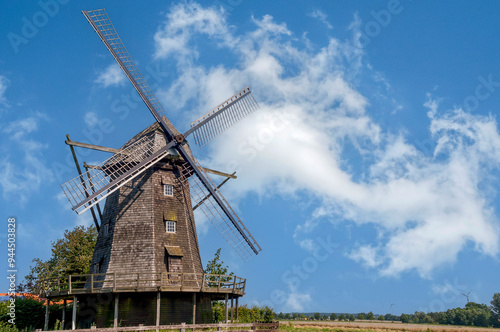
[
  {"xmin": 44, "ymin": 299, "xmax": 49, "ymax": 331},
  {"xmin": 114, "ymin": 294, "xmax": 119, "ymax": 328},
  {"xmin": 231, "ymin": 297, "xmax": 234, "ymax": 323},
  {"xmin": 224, "ymin": 294, "xmax": 228, "ymax": 324},
  {"xmin": 62, "ymin": 300, "xmax": 66, "ymax": 329},
  {"xmin": 72, "ymin": 296, "xmax": 77, "ymax": 330},
  {"xmin": 156, "ymin": 292, "xmax": 161, "ymax": 329},
  {"xmin": 236, "ymin": 297, "xmax": 239, "ymax": 321},
  {"xmin": 192, "ymin": 293, "xmax": 197, "ymax": 325}
]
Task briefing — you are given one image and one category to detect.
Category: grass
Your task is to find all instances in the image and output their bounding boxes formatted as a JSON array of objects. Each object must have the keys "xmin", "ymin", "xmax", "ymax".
[{"xmin": 281, "ymin": 320, "xmax": 499, "ymax": 332}]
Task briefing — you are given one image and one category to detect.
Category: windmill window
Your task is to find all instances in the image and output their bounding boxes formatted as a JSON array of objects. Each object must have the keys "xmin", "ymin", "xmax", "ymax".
[
  {"xmin": 163, "ymin": 184, "xmax": 173, "ymax": 196},
  {"xmin": 165, "ymin": 220, "xmax": 176, "ymax": 233}
]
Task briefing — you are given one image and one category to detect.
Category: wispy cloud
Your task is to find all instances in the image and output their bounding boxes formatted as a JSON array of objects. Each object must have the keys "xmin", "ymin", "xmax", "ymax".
[
  {"xmin": 152, "ymin": 3, "xmax": 500, "ymax": 278},
  {"xmin": 309, "ymin": 9, "xmax": 333, "ymax": 29},
  {"xmin": 84, "ymin": 111, "xmax": 99, "ymax": 128},
  {"xmin": 95, "ymin": 63, "xmax": 126, "ymax": 88},
  {"xmin": 0, "ymin": 112, "xmax": 53, "ymax": 204}
]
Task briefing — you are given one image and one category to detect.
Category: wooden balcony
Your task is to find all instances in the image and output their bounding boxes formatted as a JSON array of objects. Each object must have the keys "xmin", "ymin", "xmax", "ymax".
[{"xmin": 39, "ymin": 272, "xmax": 245, "ymax": 298}]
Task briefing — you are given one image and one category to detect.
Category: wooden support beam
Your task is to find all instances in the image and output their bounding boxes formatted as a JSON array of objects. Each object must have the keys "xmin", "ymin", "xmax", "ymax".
[
  {"xmin": 192, "ymin": 173, "xmax": 236, "ymax": 211},
  {"xmin": 201, "ymin": 167, "xmax": 237, "ymax": 179},
  {"xmin": 83, "ymin": 162, "xmax": 103, "ymax": 220},
  {"xmin": 44, "ymin": 299, "xmax": 49, "ymax": 331},
  {"xmin": 65, "ymin": 139, "xmax": 122, "ymax": 154},
  {"xmin": 66, "ymin": 134, "xmax": 100, "ymax": 231},
  {"xmin": 224, "ymin": 294, "xmax": 228, "ymax": 324},
  {"xmin": 114, "ymin": 294, "xmax": 119, "ymax": 328},
  {"xmin": 72, "ymin": 296, "xmax": 77, "ymax": 330},
  {"xmin": 236, "ymin": 297, "xmax": 239, "ymax": 321},
  {"xmin": 192, "ymin": 293, "xmax": 196, "ymax": 325}
]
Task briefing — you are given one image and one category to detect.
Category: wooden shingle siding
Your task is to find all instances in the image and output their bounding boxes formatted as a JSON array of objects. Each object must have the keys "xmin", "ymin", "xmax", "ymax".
[{"xmin": 90, "ymin": 123, "xmax": 203, "ymax": 288}]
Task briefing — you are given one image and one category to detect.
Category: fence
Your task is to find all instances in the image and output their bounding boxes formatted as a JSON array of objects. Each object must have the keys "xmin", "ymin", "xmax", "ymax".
[
  {"xmin": 35, "ymin": 321, "xmax": 280, "ymax": 332},
  {"xmin": 39, "ymin": 273, "xmax": 246, "ymax": 297}
]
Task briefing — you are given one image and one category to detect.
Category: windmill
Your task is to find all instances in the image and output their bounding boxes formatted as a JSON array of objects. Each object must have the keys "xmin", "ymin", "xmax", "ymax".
[
  {"xmin": 43, "ymin": 8, "xmax": 262, "ymax": 328},
  {"xmin": 462, "ymin": 291, "xmax": 471, "ymax": 303}
]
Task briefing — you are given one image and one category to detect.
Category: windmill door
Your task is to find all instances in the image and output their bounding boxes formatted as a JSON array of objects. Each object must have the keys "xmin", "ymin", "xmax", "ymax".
[{"xmin": 165, "ymin": 246, "xmax": 183, "ymax": 286}]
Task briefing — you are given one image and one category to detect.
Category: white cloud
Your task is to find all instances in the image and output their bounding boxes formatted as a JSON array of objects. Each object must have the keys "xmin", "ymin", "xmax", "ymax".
[
  {"xmin": 152, "ymin": 3, "xmax": 500, "ymax": 278},
  {"xmin": 95, "ymin": 64, "xmax": 126, "ymax": 88},
  {"xmin": 0, "ymin": 75, "xmax": 9, "ymax": 107},
  {"xmin": 84, "ymin": 111, "xmax": 99, "ymax": 128},
  {"xmin": 349, "ymin": 245, "xmax": 382, "ymax": 268},
  {"xmin": 154, "ymin": 2, "xmax": 234, "ymax": 60},
  {"xmin": 0, "ymin": 113, "xmax": 53, "ymax": 204},
  {"xmin": 309, "ymin": 10, "xmax": 333, "ymax": 29},
  {"xmin": 285, "ymin": 289, "xmax": 312, "ymax": 312}
]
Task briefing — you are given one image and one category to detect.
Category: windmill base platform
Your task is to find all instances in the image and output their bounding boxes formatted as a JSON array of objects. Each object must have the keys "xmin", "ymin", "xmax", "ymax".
[{"xmin": 40, "ymin": 273, "xmax": 244, "ymax": 329}]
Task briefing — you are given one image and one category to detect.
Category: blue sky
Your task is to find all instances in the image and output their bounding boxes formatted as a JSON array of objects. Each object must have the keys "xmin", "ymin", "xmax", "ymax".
[{"xmin": 1, "ymin": 0, "xmax": 500, "ymax": 315}]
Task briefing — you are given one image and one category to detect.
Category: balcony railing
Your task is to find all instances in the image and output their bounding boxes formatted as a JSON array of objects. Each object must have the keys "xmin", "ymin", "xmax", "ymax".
[{"xmin": 38, "ymin": 272, "xmax": 245, "ymax": 297}]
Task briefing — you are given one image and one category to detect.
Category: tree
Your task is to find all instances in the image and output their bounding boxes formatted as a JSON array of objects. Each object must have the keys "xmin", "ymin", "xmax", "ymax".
[
  {"xmin": 378, "ymin": 315, "xmax": 385, "ymax": 321},
  {"xmin": 348, "ymin": 314, "xmax": 355, "ymax": 321},
  {"xmin": 204, "ymin": 248, "xmax": 235, "ymax": 322},
  {"xmin": 338, "ymin": 313, "xmax": 346, "ymax": 321},
  {"xmin": 491, "ymin": 293, "xmax": 500, "ymax": 327},
  {"xmin": 400, "ymin": 313, "xmax": 410, "ymax": 323},
  {"xmin": 366, "ymin": 311, "xmax": 374, "ymax": 320},
  {"xmin": 204, "ymin": 248, "xmax": 233, "ymax": 276},
  {"xmin": 357, "ymin": 313, "xmax": 365, "ymax": 320},
  {"xmin": 330, "ymin": 313, "xmax": 337, "ymax": 321},
  {"xmin": 313, "ymin": 312, "xmax": 321, "ymax": 320},
  {"xmin": 19, "ymin": 225, "xmax": 97, "ymax": 293}
]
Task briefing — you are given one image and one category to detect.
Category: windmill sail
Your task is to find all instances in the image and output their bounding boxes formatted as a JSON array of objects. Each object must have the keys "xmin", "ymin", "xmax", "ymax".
[
  {"xmin": 83, "ymin": 9, "xmax": 170, "ymax": 129},
  {"xmin": 79, "ymin": 8, "xmax": 261, "ymax": 258},
  {"xmin": 187, "ymin": 87, "xmax": 260, "ymax": 148},
  {"xmin": 61, "ymin": 135, "xmax": 173, "ymax": 214},
  {"xmin": 179, "ymin": 159, "xmax": 261, "ymax": 261}
]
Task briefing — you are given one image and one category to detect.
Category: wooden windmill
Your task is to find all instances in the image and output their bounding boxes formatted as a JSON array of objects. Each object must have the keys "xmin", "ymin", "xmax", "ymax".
[{"xmin": 49, "ymin": 8, "xmax": 262, "ymax": 328}]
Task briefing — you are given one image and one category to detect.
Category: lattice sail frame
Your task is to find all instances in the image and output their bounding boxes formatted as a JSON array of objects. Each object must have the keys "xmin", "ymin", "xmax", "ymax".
[
  {"xmin": 189, "ymin": 87, "xmax": 260, "ymax": 148},
  {"xmin": 179, "ymin": 159, "xmax": 261, "ymax": 261},
  {"xmin": 83, "ymin": 9, "xmax": 168, "ymax": 124},
  {"xmin": 61, "ymin": 135, "xmax": 171, "ymax": 214},
  {"xmin": 62, "ymin": 8, "xmax": 262, "ymax": 259}
]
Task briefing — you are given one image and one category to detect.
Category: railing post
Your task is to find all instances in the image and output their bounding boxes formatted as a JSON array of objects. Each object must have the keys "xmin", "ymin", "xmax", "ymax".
[
  {"xmin": 232, "ymin": 277, "xmax": 236, "ymax": 293},
  {"xmin": 69, "ymin": 275, "xmax": 72, "ymax": 294},
  {"xmin": 201, "ymin": 273, "xmax": 205, "ymax": 291},
  {"xmin": 217, "ymin": 275, "xmax": 221, "ymax": 291},
  {"xmin": 180, "ymin": 322, "xmax": 186, "ymax": 332}
]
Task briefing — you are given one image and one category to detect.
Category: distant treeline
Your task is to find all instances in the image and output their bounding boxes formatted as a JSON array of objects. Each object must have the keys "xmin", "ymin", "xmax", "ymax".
[{"xmin": 277, "ymin": 292, "xmax": 500, "ymax": 328}]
